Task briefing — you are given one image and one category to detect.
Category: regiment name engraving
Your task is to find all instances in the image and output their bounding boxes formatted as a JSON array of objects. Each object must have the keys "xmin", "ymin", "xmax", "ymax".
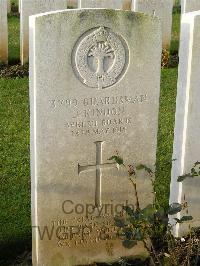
[{"xmin": 48, "ymin": 94, "xmax": 148, "ymax": 137}]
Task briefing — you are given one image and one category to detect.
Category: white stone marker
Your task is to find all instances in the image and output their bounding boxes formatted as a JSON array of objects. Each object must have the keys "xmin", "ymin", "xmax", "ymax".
[
  {"xmin": 132, "ymin": 0, "xmax": 173, "ymax": 49},
  {"xmin": 170, "ymin": 11, "xmax": 200, "ymax": 237},
  {"xmin": 0, "ymin": 0, "xmax": 8, "ymax": 65},
  {"xmin": 79, "ymin": 0, "xmax": 131, "ymax": 9},
  {"xmin": 181, "ymin": 0, "xmax": 200, "ymax": 13},
  {"xmin": 20, "ymin": 0, "xmax": 68, "ymax": 65},
  {"xmin": 30, "ymin": 9, "xmax": 161, "ymax": 265}
]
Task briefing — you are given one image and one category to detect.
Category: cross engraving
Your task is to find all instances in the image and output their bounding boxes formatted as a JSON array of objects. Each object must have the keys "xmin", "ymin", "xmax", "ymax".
[{"xmin": 78, "ymin": 141, "xmax": 119, "ymax": 208}]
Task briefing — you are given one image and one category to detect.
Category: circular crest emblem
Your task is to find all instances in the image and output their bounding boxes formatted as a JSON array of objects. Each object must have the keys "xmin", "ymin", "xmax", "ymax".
[{"xmin": 72, "ymin": 27, "xmax": 129, "ymax": 89}]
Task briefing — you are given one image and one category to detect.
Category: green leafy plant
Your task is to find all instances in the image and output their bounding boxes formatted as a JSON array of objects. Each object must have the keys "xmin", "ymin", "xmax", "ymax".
[
  {"xmin": 109, "ymin": 155, "xmax": 195, "ymax": 266},
  {"xmin": 177, "ymin": 161, "xmax": 200, "ymax": 182}
]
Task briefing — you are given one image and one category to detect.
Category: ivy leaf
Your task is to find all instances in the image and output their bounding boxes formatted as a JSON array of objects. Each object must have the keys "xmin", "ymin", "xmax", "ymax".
[
  {"xmin": 136, "ymin": 164, "xmax": 153, "ymax": 174},
  {"xmin": 114, "ymin": 216, "xmax": 127, "ymax": 227},
  {"xmin": 134, "ymin": 229, "xmax": 144, "ymax": 241},
  {"xmin": 174, "ymin": 218, "xmax": 181, "ymax": 223},
  {"xmin": 123, "ymin": 227, "xmax": 135, "ymax": 240},
  {"xmin": 155, "ymin": 207, "xmax": 168, "ymax": 225},
  {"xmin": 168, "ymin": 203, "xmax": 182, "ymax": 215},
  {"xmin": 141, "ymin": 204, "xmax": 156, "ymax": 220},
  {"xmin": 122, "ymin": 240, "xmax": 137, "ymax": 249},
  {"xmin": 123, "ymin": 205, "xmax": 135, "ymax": 216},
  {"xmin": 176, "ymin": 216, "xmax": 193, "ymax": 223},
  {"xmin": 194, "ymin": 161, "xmax": 200, "ymax": 167},
  {"xmin": 156, "ymin": 207, "xmax": 165, "ymax": 218},
  {"xmin": 108, "ymin": 155, "xmax": 124, "ymax": 165},
  {"xmin": 177, "ymin": 173, "xmax": 192, "ymax": 182}
]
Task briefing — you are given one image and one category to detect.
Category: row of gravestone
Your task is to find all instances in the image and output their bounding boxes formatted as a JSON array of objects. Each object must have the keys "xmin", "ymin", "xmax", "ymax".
[
  {"xmin": 27, "ymin": 1, "xmax": 200, "ymax": 265},
  {"xmin": 1, "ymin": 0, "xmax": 183, "ymax": 66}
]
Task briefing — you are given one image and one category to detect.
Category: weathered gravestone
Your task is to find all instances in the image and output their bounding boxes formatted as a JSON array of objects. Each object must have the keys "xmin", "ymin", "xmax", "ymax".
[
  {"xmin": 79, "ymin": 0, "xmax": 131, "ymax": 9},
  {"xmin": 170, "ymin": 11, "xmax": 200, "ymax": 237},
  {"xmin": 181, "ymin": 0, "xmax": 200, "ymax": 13},
  {"xmin": 30, "ymin": 9, "xmax": 162, "ymax": 265},
  {"xmin": 132, "ymin": 0, "xmax": 173, "ymax": 49},
  {"xmin": 20, "ymin": 0, "xmax": 68, "ymax": 65},
  {"xmin": 0, "ymin": 0, "xmax": 8, "ymax": 65}
]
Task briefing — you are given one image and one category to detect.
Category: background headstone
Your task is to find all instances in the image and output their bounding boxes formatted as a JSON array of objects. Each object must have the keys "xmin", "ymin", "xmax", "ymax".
[
  {"xmin": 0, "ymin": 0, "xmax": 8, "ymax": 65},
  {"xmin": 20, "ymin": 0, "xmax": 68, "ymax": 65},
  {"xmin": 30, "ymin": 9, "xmax": 162, "ymax": 265},
  {"xmin": 170, "ymin": 10, "xmax": 200, "ymax": 237},
  {"xmin": 181, "ymin": 0, "xmax": 200, "ymax": 13},
  {"xmin": 68, "ymin": 0, "xmax": 78, "ymax": 8},
  {"xmin": 79, "ymin": 0, "xmax": 131, "ymax": 9},
  {"xmin": 132, "ymin": 0, "xmax": 173, "ymax": 49}
]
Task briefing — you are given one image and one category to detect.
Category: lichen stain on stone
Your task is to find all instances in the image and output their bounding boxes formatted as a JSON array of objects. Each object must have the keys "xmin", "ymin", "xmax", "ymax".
[{"xmin": 51, "ymin": 253, "xmax": 65, "ymax": 266}]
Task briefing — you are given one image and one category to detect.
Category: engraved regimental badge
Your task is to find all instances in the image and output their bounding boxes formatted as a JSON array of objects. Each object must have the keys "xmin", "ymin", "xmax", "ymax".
[{"xmin": 72, "ymin": 27, "xmax": 129, "ymax": 90}]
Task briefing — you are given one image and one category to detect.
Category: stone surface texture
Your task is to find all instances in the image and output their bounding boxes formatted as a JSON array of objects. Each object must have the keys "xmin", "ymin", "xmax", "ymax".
[
  {"xmin": 181, "ymin": 0, "xmax": 200, "ymax": 13},
  {"xmin": 170, "ymin": 11, "xmax": 200, "ymax": 237},
  {"xmin": 132, "ymin": 0, "xmax": 173, "ymax": 49},
  {"xmin": 30, "ymin": 9, "xmax": 162, "ymax": 265},
  {"xmin": 20, "ymin": 0, "xmax": 68, "ymax": 65},
  {"xmin": 0, "ymin": 0, "xmax": 8, "ymax": 65},
  {"xmin": 79, "ymin": 0, "xmax": 131, "ymax": 9}
]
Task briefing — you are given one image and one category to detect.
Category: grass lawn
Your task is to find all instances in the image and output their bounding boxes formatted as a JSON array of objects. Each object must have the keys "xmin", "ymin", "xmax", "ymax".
[
  {"xmin": 0, "ymin": 78, "xmax": 31, "ymax": 265},
  {"xmin": 0, "ymin": 7, "xmax": 180, "ymax": 265},
  {"xmin": 8, "ymin": 15, "xmax": 20, "ymax": 64}
]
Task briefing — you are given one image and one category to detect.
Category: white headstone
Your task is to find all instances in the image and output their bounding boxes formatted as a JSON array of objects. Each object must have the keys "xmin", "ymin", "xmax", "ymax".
[
  {"xmin": 20, "ymin": 0, "xmax": 68, "ymax": 65},
  {"xmin": 30, "ymin": 9, "xmax": 162, "ymax": 264},
  {"xmin": 170, "ymin": 11, "xmax": 200, "ymax": 237},
  {"xmin": 79, "ymin": 0, "xmax": 130, "ymax": 9},
  {"xmin": 132, "ymin": 0, "xmax": 173, "ymax": 49},
  {"xmin": 0, "ymin": 0, "xmax": 8, "ymax": 65},
  {"xmin": 181, "ymin": 0, "xmax": 200, "ymax": 13}
]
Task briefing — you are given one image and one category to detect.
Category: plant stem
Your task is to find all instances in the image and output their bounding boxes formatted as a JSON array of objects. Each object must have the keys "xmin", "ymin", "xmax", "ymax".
[
  {"xmin": 130, "ymin": 178, "xmax": 140, "ymax": 210},
  {"xmin": 142, "ymin": 239, "xmax": 156, "ymax": 266},
  {"xmin": 149, "ymin": 238, "xmax": 162, "ymax": 266},
  {"xmin": 194, "ymin": 237, "xmax": 200, "ymax": 266}
]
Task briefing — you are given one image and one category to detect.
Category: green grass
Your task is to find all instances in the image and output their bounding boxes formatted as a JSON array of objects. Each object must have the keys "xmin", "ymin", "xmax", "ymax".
[
  {"xmin": 0, "ymin": 78, "xmax": 31, "ymax": 264},
  {"xmin": 12, "ymin": 0, "xmax": 19, "ymax": 6},
  {"xmin": 8, "ymin": 15, "xmax": 20, "ymax": 64},
  {"xmin": 171, "ymin": 10, "xmax": 180, "ymax": 55},
  {"xmin": 0, "ymin": 7, "xmax": 181, "ymax": 265},
  {"xmin": 155, "ymin": 68, "xmax": 178, "ymax": 209}
]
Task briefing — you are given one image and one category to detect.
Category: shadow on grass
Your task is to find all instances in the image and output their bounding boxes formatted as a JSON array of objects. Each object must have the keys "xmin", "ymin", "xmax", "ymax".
[
  {"xmin": 0, "ymin": 237, "xmax": 31, "ymax": 266},
  {"xmin": 170, "ymin": 40, "xmax": 180, "ymax": 56}
]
